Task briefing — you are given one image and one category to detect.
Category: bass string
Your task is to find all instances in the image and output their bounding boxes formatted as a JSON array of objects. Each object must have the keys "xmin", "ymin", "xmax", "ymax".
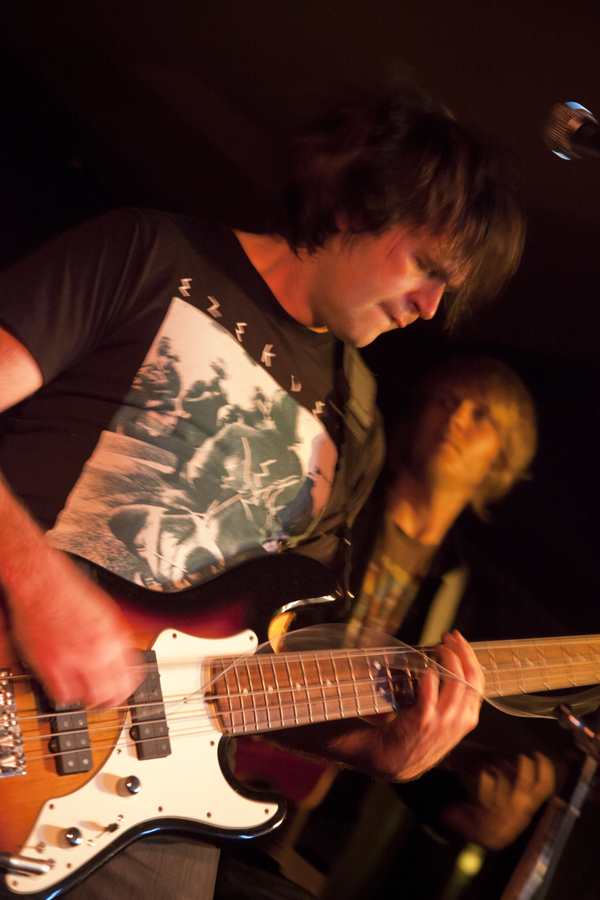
[
  {"xmin": 7, "ymin": 650, "xmax": 600, "ymax": 742},
  {"xmin": 9, "ymin": 660, "xmax": 600, "ymax": 758},
  {"xmin": 11, "ymin": 692, "xmax": 386, "ymax": 765},
  {"xmin": 11, "ymin": 652, "xmax": 600, "ymax": 724},
  {"xmin": 471, "ymin": 635, "xmax": 600, "ymax": 652},
  {"xmin": 3, "ymin": 643, "xmax": 403, "ymax": 722},
  {"xmin": 7, "ymin": 637, "xmax": 600, "ymax": 688},
  {"xmin": 13, "ymin": 676, "xmax": 388, "ymax": 748},
  {"xmin": 16, "ymin": 667, "xmax": 600, "ymax": 769}
]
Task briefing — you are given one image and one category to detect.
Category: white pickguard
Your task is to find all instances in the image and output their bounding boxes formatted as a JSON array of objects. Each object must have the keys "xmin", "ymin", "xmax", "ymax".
[{"xmin": 6, "ymin": 629, "xmax": 281, "ymax": 897}]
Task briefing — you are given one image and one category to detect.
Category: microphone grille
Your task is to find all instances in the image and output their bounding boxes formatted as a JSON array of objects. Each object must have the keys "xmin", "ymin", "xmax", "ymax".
[{"xmin": 544, "ymin": 102, "xmax": 596, "ymax": 159}]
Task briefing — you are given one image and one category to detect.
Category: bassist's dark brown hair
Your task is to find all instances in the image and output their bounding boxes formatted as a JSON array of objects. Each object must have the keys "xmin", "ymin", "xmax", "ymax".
[{"xmin": 281, "ymin": 81, "xmax": 525, "ymax": 326}]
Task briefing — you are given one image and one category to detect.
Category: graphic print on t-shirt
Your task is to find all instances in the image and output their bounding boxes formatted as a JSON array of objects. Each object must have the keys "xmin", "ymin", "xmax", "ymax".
[{"xmin": 46, "ymin": 298, "xmax": 337, "ymax": 591}]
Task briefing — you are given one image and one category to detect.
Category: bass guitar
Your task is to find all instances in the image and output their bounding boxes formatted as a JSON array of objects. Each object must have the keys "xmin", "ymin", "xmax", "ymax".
[{"xmin": 1, "ymin": 556, "xmax": 600, "ymax": 899}]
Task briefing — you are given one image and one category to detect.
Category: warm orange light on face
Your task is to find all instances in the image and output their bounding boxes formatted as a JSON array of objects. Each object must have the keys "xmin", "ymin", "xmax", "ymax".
[{"xmin": 411, "ymin": 382, "xmax": 502, "ymax": 492}]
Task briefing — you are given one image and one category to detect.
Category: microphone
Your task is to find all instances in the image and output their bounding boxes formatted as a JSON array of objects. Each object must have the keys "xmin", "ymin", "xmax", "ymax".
[{"xmin": 544, "ymin": 101, "xmax": 600, "ymax": 160}]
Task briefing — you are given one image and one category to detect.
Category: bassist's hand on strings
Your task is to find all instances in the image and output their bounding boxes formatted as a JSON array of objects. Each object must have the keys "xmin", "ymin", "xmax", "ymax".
[
  {"xmin": 1, "ymin": 509, "xmax": 142, "ymax": 709},
  {"xmin": 375, "ymin": 630, "xmax": 485, "ymax": 781},
  {"xmin": 283, "ymin": 630, "xmax": 485, "ymax": 781}
]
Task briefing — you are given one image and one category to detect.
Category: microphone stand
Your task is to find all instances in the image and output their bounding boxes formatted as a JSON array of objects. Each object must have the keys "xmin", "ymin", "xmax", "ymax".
[{"xmin": 499, "ymin": 705, "xmax": 600, "ymax": 900}]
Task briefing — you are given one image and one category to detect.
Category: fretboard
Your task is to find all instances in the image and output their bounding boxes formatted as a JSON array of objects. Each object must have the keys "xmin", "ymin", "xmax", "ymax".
[
  {"xmin": 206, "ymin": 647, "xmax": 402, "ymax": 734},
  {"xmin": 205, "ymin": 634, "xmax": 600, "ymax": 736},
  {"xmin": 471, "ymin": 634, "xmax": 600, "ymax": 699}
]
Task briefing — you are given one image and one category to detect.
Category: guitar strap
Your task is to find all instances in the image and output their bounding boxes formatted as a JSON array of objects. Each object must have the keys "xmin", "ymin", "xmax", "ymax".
[
  {"xmin": 273, "ymin": 341, "xmax": 384, "ymax": 615},
  {"xmin": 334, "ymin": 342, "xmax": 385, "ymax": 607}
]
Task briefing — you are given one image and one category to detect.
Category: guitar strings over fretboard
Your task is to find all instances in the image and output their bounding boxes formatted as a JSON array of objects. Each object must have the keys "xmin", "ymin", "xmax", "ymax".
[
  {"xmin": 207, "ymin": 635, "xmax": 600, "ymax": 735},
  {"xmin": 4, "ymin": 635, "xmax": 600, "ymax": 766}
]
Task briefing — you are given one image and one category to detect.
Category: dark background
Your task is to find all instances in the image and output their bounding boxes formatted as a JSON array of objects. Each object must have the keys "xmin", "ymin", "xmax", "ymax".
[{"xmin": 0, "ymin": 2, "xmax": 598, "ymax": 897}]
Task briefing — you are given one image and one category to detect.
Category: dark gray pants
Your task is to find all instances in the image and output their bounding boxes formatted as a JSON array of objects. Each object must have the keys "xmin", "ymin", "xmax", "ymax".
[{"xmin": 65, "ymin": 837, "xmax": 220, "ymax": 900}]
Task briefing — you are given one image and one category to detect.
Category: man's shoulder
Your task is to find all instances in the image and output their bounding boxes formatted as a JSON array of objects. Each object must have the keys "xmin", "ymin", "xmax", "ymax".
[
  {"xmin": 70, "ymin": 207, "xmax": 234, "ymax": 254},
  {"xmin": 98, "ymin": 207, "xmax": 220, "ymax": 240}
]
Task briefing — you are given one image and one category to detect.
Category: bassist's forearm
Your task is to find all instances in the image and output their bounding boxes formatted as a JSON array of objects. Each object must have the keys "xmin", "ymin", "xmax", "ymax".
[{"xmin": 0, "ymin": 472, "xmax": 62, "ymax": 603}]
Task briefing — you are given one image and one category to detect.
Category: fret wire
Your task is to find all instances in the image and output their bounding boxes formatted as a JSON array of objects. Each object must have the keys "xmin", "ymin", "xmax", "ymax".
[
  {"xmin": 359, "ymin": 651, "xmax": 375, "ymax": 714},
  {"xmin": 287, "ymin": 654, "xmax": 304, "ymax": 725},
  {"xmin": 306, "ymin": 651, "xmax": 325, "ymax": 722},
  {"xmin": 251, "ymin": 655, "xmax": 266, "ymax": 730},
  {"xmin": 308, "ymin": 653, "xmax": 324, "ymax": 722},
  {"xmin": 281, "ymin": 653, "xmax": 296, "ymax": 728},
  {"xmin": 283, "ymin": 655, "xmax": 299, "ymax": 727},
  {"xmin": 255, "ymin": 656, "xmax": 268, "ymax": 728},
  {"xmin": 367, "ymin": 649, "xmax": 380, "ymax": 715},
  {"xmin": 234, "ymin": 660, "xmax": 254, "ymax": 732},
  {"xmin": 234, "ymin": 657, "xmax": 250, "ymax": 732},
  {"xmin": 264, "ymin": 655, "xmax": 281, "ymax": 729},
  {"xmin": 510, "ymin": 640, "xmax": 525, "ymax": 693},
  {"xmin": 564, "ymin": 640, "xmax": 578, "ymax": 688},
  {"xmin": 332, "ymin": 656, "xmax": 343, "ymax": 720},
  {"xmin": 588, "ymin": 639, "xmax": 600, "ymax": 687},
  {"xmin": 239, "ymin": 658, "xmax": 252, "ymax": 732},
  {"xmin": 534, "ymin": 638, "xmax": 551, "ymax": 691},
  {"xmin": 489, "ymin": 643, "xmax": 502, "ymax": 697},
  {"xmin": 347, "ymin": 653, "xmax": 359, "ymax": 718},
  {"xmin": 314, "ymin": 654, "xmax": 329, "ymax": 722},
  {"xmin": 213, "ymin": 658, "xmax": 226, "ymax": 729},
  {"xmin": 274, "ymin": 653, "xmax": 290, "ymax": 728},
  {"xmin": 294, "ymin": 655, "xmax": 310, "ymax": 725},
  {"xmin": 320, "ymin": 653, "xmax": 339, "ymax": 721},
  {"xmin": 298, "ymin": 654, "xmax": 313, "ymax": 725},
  {"xmin": 213, "ymin": 660, "xmax": 235, "ymax": 728},
  {"xmin": 272, "ymin": 654, "xmax": 291, "ymax": 728},
  {"xmin": 338, "ymin": 653, "xmax": 353, "ymax": 718},
  {"xmin": 366, "ymin": 650, "xmax": 382, "ymax": 715}
]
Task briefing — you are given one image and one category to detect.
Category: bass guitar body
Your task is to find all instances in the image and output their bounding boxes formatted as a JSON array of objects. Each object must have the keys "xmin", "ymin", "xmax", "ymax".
[
  {"xmin": 0, "ymin": 555, "xmax": 340, "ymax": 899},
  {"xmin": 4, "ymin": 553, "xmax": 599, "ymax": 900}
]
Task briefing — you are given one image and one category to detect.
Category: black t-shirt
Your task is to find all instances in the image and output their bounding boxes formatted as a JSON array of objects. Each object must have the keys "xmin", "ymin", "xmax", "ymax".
[{"xmin": 0, "ymin": 209, "xmax": 348, "ymax": 592}]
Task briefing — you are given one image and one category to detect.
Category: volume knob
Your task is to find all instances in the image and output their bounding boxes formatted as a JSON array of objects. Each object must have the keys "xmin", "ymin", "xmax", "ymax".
[
  {"xmin": 117, "ymin": 775, "xmax": 141, "ymax": 796},
  {"xmin": 62, "ymin": 827, "xmax": 83, "ymax": 847}
]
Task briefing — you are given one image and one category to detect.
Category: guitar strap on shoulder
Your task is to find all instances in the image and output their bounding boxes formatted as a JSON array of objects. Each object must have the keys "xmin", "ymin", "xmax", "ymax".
[
  {"xmin": 276, "ymin": 342, "xmax": 384, "ymax": 616},
  {"xmin": 335, "ymin": 343, "xmax": 385, "ymax": 609}
]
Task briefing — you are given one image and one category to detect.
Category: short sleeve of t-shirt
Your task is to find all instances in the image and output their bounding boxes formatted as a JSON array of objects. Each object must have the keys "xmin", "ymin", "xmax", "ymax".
[{"xmin": 0, "ymin": 209, "xmax": 169, "ymax": 383}]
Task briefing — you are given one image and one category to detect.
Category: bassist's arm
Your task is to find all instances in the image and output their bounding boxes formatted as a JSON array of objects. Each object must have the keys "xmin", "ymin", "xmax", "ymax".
[{"xmin": 0, "ymin": 328, "xmax": 140, "ymax": 708}]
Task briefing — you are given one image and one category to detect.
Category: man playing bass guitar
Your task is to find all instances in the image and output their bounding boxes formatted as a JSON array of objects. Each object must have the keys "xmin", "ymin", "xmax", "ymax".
[{"xmin": 0, "ymin": 82, "xmax": 523, "ymax": 899}]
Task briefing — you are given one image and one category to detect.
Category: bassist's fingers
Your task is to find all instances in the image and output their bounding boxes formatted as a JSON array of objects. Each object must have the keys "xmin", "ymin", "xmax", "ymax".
[
  {"xmin": 431, "ymin": 635, "xmax": 483, "ymax": 727},
  {"xmin": 444, "ymin": 631, "xmax": 485, "ymax": 694},
  {"xmin": 414, "ymin": 663, "xmax": 441, "ymax": 717},
  {"xmin": 39, "ymin": 645, "xmax": 143, "ymax": 710}
]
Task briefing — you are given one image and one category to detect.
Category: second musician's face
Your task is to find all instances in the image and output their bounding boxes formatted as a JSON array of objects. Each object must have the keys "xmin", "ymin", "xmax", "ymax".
[{"xmin": 411, "ymin": 381, "xmax": 502, "ymax": 491}]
